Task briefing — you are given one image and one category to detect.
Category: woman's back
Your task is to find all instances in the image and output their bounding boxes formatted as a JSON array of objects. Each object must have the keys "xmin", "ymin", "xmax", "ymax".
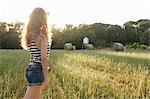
[{"xmin": 28, "ymin": 41, "xmax": 50, "ymax": 64}]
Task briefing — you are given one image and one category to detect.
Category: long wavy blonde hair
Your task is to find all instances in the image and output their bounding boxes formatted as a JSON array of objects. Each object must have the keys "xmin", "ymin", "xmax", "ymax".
[{"xmin": 21, "ymin": 7, "xmax": 51, "ymax": 50}]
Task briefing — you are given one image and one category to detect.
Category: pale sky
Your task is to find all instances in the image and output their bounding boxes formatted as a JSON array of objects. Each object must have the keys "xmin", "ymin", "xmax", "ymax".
[{"xmin": 0, "ymin": 0, "xmax": 150, "ymax": 28}]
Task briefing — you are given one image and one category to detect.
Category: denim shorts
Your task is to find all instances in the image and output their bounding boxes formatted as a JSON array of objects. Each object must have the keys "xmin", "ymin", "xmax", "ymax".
[{"xmin": 25, "ymin": 62, "xmax": 44, "ymax": 86}]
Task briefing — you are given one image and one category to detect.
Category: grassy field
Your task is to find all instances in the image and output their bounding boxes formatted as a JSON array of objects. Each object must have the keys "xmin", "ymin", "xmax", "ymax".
[{"xmin": 0, "ymin": 49, "xmax": 150, "ymax": 98}]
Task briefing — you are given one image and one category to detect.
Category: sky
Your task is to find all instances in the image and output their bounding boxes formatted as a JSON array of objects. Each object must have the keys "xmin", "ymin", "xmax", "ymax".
[{"xmin": 0, "ymin": 0, "xmax": 150, "ymax": 28}]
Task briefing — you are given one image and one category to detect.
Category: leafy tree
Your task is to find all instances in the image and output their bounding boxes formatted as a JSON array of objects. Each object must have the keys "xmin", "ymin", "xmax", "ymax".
[{"xmin": 0, "ymin": 22, "xmax": 23, "ymax": 49}]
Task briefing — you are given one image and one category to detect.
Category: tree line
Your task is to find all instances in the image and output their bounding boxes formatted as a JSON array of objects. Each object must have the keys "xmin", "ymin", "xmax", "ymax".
[
  {"xmin": 52, "ymin": 19, "xmax": 150, "ymax": 49},
  {"xmin": 0, "ymin": 21, "xmax": 23, "ymax": 49},
  {"xmin": 0, "ymin": 19, "xmax": 150, "ymax": 49}
]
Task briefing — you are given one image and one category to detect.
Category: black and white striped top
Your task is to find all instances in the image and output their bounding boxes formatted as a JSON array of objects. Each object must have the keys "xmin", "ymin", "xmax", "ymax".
[{"xmin": 28, "ymin": 42, "xmax": 50, "ymax": 64}]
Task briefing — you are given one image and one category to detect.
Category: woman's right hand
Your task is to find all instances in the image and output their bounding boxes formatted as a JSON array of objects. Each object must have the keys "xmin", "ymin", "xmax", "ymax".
[
  {"xmin": 42, "ymin": 78, "xmax": 49, "ymax": 90},
  {"xmin": 40, "ymin": 25, "xmax": 48, "ymax": 35}
]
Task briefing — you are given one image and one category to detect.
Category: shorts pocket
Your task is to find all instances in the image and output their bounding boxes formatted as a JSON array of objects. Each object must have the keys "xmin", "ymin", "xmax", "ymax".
[{"xmin": 26, "ymin": 67, "xmax": 44, "ymax": 84}]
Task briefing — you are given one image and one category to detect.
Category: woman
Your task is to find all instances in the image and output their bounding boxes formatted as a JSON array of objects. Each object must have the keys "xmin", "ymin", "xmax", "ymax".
[{"xmin": 21, "ymin": 7, "xmax": 51, "ymax": 99}]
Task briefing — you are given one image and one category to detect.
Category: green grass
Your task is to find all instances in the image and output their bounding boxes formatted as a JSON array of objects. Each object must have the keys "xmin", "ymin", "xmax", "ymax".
[{"xmin": 0, "ymin": 49, "xmax": 150, "ymax": 98}]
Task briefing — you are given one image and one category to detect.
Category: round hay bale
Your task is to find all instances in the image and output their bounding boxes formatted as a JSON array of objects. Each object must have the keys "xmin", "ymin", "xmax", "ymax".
[
  {"xmin": 112, "ymin": 42, "xmax": 124, "ymax": 51},
  {"xmin": 86, "ymin": 44, "xmax": 94, "ymax": 50},
  {"xmin": 64, "ymin": 43, "xmax": 73, "ymax": 50},
  {"xmin": 146, "ymin": 46, "xmax": 150, "ymax": 50},
  {"xmin": 72, "ymin": 46, "xmax": 76, "ymax": 50}
]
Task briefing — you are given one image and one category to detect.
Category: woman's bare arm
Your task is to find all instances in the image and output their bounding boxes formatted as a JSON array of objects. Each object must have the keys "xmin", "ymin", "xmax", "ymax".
[{"xmin": 40, "ymin": 33, "xmax": 49, "ymax": 90}]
